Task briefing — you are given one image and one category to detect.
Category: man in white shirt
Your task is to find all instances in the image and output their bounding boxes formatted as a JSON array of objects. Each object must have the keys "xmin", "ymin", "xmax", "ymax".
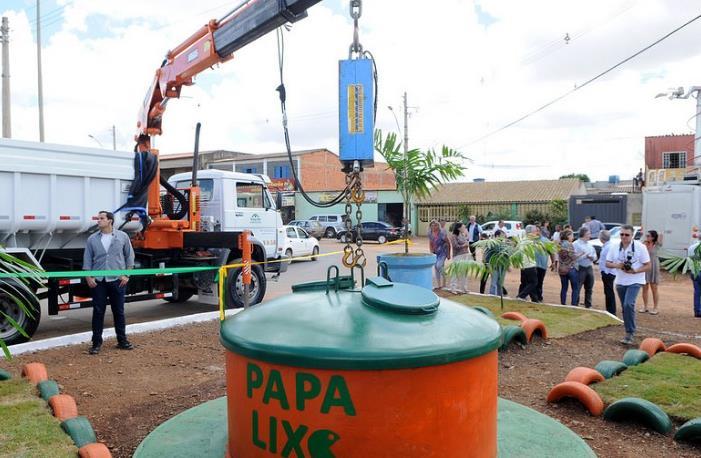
[
  {"xmin": 573, "ymin": 226, "xmax": 597, "ymax": 308},
  {"xmin": 466, "ymin": 215, "xmax": 482, "ymax": 259},
  {"xmin": 689, "ymin": 240, "xmax": 701, "ymax": 318},
  {"xmin": 606, "ymin": 225, "xmax": 651, "ymax": 345},
  {"xmin": 598, "ymin": 230, "xmax": 616, "ymax": 315}
]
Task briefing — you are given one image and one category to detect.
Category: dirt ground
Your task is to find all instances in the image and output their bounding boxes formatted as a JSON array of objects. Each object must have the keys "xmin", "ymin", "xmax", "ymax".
[{"xmin": 1, "ymin": 268, "xmax": 700, "ymax": 457}]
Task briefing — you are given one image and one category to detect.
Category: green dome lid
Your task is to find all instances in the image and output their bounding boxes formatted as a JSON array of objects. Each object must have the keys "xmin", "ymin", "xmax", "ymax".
[{"xmin": 220, "ymin": 277, "xmax": 501, "ymax": 370}]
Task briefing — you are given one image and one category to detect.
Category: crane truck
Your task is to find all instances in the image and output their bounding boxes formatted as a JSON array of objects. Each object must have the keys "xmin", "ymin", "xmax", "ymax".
[{"xmin": 0, "ymin": 0, "xmax": 323, "ymax": 345}]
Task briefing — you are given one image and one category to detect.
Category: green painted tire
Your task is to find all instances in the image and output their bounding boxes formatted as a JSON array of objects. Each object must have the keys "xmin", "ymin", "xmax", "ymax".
[
  {"xmin": 674, "ymin": 417, "xmax": 701, "ymax": 443},
  {"xmin": 594, "ymin": 360, "xmax": 628, "ymax": 379},
  {"xmin": 37, "ymin": 380, "xmax": 60, "ymax": 401},
  {"xmin": 0, "ymin": 368, "xmax": 11, "ymax": 381},
  {"xmin": 499, "ymin": 325, "xmax": 528, "ymax": 351},
  {"xmin": 472, "ymin": 306, "xmax": 496, "ymax": 320},
  {"xmin": 603, "ymin": 398, "xmax": 673, "ymax": 434},
  {"xmin": 61, "ymin": 416, "xmax": 97, "ymax": 448},
  {"xmin": 622, "ymin": 349, "xmax": 650, "ymax": 367}
]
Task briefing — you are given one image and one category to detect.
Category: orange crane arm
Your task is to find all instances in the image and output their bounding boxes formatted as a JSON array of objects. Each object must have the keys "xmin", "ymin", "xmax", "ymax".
[{"xmin": 135, "ymin": 0, "xmax": 322, "ymax": 151}]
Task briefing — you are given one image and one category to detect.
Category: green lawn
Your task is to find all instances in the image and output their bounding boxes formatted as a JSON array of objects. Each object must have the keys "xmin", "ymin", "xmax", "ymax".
[
  {"xmin": 0, "ymin": 379, "xmax": 77, "ymax": 458},
  {"xmin": 593, "ymin": 352, "xmax": 701, "ymax": 422},
  {"xmin": 449, "ymin": 293, "xmax": 621, "ymax": 338}
]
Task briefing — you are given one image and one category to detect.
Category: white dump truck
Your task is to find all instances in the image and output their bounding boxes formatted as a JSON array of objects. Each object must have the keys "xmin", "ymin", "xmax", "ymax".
[
  {"xmin": 0, "ymin": 138, "xmax": 286, "ymax": 345},
  {"xmin": 642, "ymin": 182, "xmax": 701, "ymax": 258}
]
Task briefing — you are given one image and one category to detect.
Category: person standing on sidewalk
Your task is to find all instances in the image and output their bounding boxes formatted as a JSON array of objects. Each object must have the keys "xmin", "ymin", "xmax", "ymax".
[
  {"xmin": 83, "ymin": 211, "xmax": 135, "ymax": 355},
  {"xmin": 535, "ymin": 226, "xmax": 555, "ymax": 302},
  {"xmin": 517, "ymin": 225, "xmax": 539, "ymax": 302},
  {"xmin": 429, "ymin": 220, "xmax": 450, "ymax": 290},
  {"xmin": 689, "ymin": 239, "xmax": 701, "ymax": 318},
  {"xmin": 573, "ymin": 226, "xmax": 597, "ymax": 308},
  {"xmin": 641, "ymin": 230, "xmax": 662, "ymax": 315},
  {"xmin": 449, "ymin": 222, "xmax": 471, "ymax": 293},
  {"xmin": 605, "ymin": 224, "xmax": 650, "ymax": 345},
  {"xmin": 466, "ymin": 215, "xmax": 482, "ymax": 259},
  {"xmin": 598, "ymin": 230, "xmax": 617, "ymax": 316},
  {"xmin": 557, "ymin": 229, "xmax": 579, "ymax": 305}
]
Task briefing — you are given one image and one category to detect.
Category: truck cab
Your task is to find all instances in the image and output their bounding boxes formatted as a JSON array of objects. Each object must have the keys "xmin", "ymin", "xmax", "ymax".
[{"xmin": 169, "ymin": 169, "xmax": 284, "ymax": 261}]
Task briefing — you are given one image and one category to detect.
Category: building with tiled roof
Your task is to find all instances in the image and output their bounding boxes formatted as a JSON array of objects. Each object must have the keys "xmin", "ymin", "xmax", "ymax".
[{"xmin": 416, "ymin": 179, "xmax": 586, "ymax": 232}]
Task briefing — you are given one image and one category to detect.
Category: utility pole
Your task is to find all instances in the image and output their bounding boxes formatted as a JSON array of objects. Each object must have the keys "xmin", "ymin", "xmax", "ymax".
[
  {"xmin": 112, "ymin": 124, "xmax": 116, "ymax": 150},
  {"xmin": 402, "ymin": 91, "xmax": 410, "ymax": 251},
  {"xmin": 36, "ymin": 0, "xmax": 45, "ymax": 142},
  {"xmin": 1, "ymin": 17, "xmax": 10, "ymax": 138}
]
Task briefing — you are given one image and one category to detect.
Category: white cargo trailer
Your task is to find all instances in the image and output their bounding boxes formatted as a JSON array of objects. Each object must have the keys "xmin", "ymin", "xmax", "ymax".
[
  {"xmin": 642, "ymin": 183, "xmax": 701, "ymax": 258},
  {"xmin": 0, "ymin": 138, "xmax": 286, "ymax": 345}
]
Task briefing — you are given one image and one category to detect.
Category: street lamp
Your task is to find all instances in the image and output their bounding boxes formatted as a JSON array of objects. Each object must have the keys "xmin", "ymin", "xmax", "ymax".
[
  {"xmin": 88, "ymin": 134, "xmax": 104, "ymax": 148},
  {"xmin": 656, "ymin": 86, "xmax": 701, "ymax": 176}
]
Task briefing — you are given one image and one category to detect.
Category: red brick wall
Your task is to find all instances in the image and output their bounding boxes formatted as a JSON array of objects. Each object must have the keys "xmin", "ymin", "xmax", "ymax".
[
  {"xmin": 299, "ymin": 150, "xmax": 397, "ymax": 191},
  {"xmin": 645, "ymin": 135, "xmax": 695, "ymax": 169}
]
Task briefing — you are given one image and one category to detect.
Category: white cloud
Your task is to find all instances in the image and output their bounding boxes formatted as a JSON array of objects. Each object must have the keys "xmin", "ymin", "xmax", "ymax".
[{"xmin": 1, "ymin": 0, "xmax": 701, "ymax": 184}]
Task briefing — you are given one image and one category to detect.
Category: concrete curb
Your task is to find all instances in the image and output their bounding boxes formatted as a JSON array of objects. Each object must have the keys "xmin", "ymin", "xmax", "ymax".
[{"xmin": 10, "ymin": 308, "xmax": 244, "ymax": 357}]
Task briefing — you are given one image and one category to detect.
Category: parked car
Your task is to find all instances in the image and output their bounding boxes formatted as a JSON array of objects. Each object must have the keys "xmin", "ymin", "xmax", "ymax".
[
  {"xmin": 309, "ymin": 214, "xmax": 348, "ymax": 238},
  {"xmin": 337, "ymin": 221, "xmax": 403, "ymax": 244},
  {"xmin": 589, "ymin": 225, "xmax": 641, "ymax": 262},
  {"xmin": 481, "ymin": 220, "xmax": 526, "ymax": 238},
  {"xmin": 282, "ymin": 226, "xmax": 320, "ymax": 263},
  {"xmin": 287, "ymin": 220, "xmax": 325, "ymax": 240}
]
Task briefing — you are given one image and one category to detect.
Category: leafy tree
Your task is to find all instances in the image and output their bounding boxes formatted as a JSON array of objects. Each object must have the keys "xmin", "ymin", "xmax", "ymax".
[
  {"xmin": 0, "ymin": 251, "xmax": 43, "ymax": 359},
  {"xmin": 559, "ymin": 173, "xmax": 590, "ymax": 182},
  {"xmin": 523, "ymin": 209, "xmax": 548, "ymax": 226},
  {"xmin": 549, "ymin": 199, "xmax": 569, "ymax": 226},
  {"xmin": 662, "ymin": 242, "xmax": 701, "ymax": 278},
  {"xmin": 375, "ymin": 130, "xmax": 467, "ymax": 254},
  {"xmin": 445, "ymin": 235, "xmax": 557, "ymax": 309}
]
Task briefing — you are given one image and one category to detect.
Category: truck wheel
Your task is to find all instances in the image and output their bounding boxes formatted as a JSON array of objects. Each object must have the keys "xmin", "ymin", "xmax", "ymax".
[
  {"xmin": 325, "ymin": 227, "xmax": 336, "ymax": 238},
  {"xmin": 285, "ymin": 249, "xmax": 293, "ymax": 265},
  {"xmin": 164, "ymin": 287, "xmax": 196, "ymax": 303},
  {"xmin": 0, "ymin": 284, "xmax": 41, "ymax": 345},
  {"xmin": 226, "ymin": 264, "xmax": 267, "ymax": 308}
]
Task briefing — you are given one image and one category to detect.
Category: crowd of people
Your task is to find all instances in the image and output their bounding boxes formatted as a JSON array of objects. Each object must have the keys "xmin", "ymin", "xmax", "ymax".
[{"xmin": 428, "ymin": 215, "xmax": 697, "ymax": 347}]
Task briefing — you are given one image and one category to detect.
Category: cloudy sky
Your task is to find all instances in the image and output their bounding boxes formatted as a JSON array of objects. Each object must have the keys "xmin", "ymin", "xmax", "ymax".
[{"xmin": 1, "ymin": 0, "xmax": 700, "ymax": 182}]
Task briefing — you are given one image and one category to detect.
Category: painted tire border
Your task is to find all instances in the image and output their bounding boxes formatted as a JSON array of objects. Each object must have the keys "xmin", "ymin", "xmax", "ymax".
[{"xmin": 19, "ymin": 362, "xmax": 112, "ymax": 457}]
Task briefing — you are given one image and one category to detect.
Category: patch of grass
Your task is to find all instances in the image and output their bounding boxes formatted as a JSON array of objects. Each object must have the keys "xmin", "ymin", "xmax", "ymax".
[
  {"xmin": 593, "ymin": 352, "xmax": 701, "ymax": 422},
  {"xmin": 0, "ymin": 379, "xmax": 77, "ymax": 458},
  {"xmin": 450, "ymin": 293, "xmax": 620, "ymax": 338}
]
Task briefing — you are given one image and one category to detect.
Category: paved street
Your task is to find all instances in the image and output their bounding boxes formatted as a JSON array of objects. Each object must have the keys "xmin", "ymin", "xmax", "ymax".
[{"xmin": 28, "ymin": 239, "xmax": 414, "ymax": 341}]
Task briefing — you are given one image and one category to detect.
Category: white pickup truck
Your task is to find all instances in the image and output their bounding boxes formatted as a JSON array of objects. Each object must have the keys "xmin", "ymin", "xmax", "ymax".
[{"xmin": 0, "ymin": 138, "xmax": 286, "ymax": 345}]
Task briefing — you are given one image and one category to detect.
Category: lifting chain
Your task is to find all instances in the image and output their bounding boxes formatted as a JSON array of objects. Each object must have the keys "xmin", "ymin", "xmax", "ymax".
[
  {"xmin": 342, "ymin": 164, "xmax": 366, "ymax": 269},
  {"xmin": 349, "ymin": 0, "xmax": 363, "ymax": 58}
]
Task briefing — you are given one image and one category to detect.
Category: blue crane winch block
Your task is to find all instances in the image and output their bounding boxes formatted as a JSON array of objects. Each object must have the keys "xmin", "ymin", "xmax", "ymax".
[{"xmin": 338, "ymin": 58, "xmax": 374, "ymax": 168}]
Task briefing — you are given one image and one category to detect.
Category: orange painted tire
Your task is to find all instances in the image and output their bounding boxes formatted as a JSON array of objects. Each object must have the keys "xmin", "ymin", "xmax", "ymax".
[
  {"xmin": 666, "ymin": 343, "xmax": 701, "ymax": 359},
  {"xmin": 564, "ymin": 367, "xmax": 605, "ymax": 385},
  {"xmin": 546, "ymin": 381, "xmax": 604, "ymax": 416},
  {"xmin": 639, "ymin": 338, "xmax": 666, "ymax": 357},
  {"xmin": 520, "ymin": 318, "xmax": 548, "ymax": 342},
  {"xmin": 21, "ymin": 362, "xmax": 48, "ymax": 385},
  {"xmin": 79, "ymin": 443, "xmax": 112, "ymax": 458},
  {"xmin": 49, "ymin": 394, "xmax": 79, "ymax": 421},
  {"xmin": 501, "ymin": 311, "xmax": 528, "ymax": 322}
]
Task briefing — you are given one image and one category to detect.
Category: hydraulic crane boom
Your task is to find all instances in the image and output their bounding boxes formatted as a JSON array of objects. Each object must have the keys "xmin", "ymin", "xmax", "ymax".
[{"xmin": 132, "ymin": 0, "xmax": 322, "ymax": 250}]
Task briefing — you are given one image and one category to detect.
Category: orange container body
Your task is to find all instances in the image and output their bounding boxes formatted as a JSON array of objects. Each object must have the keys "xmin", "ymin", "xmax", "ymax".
[{"xmin": 225, "ymin": 350, "xmax": 498, "ymax": 458}]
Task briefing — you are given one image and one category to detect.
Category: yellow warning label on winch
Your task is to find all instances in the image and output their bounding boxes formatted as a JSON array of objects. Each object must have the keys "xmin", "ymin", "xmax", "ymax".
[{"xmin": 347, "ymin": 84, "xmax": 364, "ymax": 134}]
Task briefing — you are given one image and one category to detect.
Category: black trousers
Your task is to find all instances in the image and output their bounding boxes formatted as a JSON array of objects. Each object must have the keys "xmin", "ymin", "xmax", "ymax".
[
  {"xmin": 91, "ymin": 280, "xmax": 127, "ymax": 346},
  {"xmin": 518, "ymin": 267, "xmax": 539, "ymax": 301},
  {"xmin": 577, "ymin": 266, "xmax": 595, "ymax": 308},
  {"xmin": 536, "ymin": 267, "xmax": 547, "ymax": 302},
  {"xmin": 601, "ymin": 272, "xmax": 617, "ymax": 315}
]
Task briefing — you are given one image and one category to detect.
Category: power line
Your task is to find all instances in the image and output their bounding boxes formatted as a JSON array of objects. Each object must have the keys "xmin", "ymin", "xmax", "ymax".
[{"xmin": 460, "ymin": 11, "xmax": 701, "ymax": 149}]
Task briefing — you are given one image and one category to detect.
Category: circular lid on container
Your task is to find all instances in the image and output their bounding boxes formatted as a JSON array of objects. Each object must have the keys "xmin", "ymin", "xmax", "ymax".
[{"xmin": 220, "ymin": 276, "xmax": 501, "ymax": 370}]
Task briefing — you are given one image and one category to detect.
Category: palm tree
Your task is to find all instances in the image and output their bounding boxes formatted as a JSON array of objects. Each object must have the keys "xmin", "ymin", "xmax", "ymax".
[
  {"xmin": 445, "ymin": 235, "xmax": 557, "ymax": 309},
  {"xmin": 661, "ymin": 243, "xmax": 701, "ymax": 277},
  {"xmin": 0, "ymin": 251, "xmax": 43, "ymax": 359},
  {"xmin": 374, "ymin": 130, "xmax": 466, "ymax": 254}
]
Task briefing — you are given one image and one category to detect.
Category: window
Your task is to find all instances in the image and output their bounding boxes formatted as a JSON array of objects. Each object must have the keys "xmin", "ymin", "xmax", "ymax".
[
  {"xmin": 273, "ymin": 165, "xmax": 291, "ymax": 179},
  {"xmin": 286, "ymin": 227, "xmax": 298, "ymax": 238},
  {"xmin": 236, "ymin": 182, "xmax": 264, "ymax": 208},
  {"xmin": 174, "ymin": 179, "xmax": 214, "ymax": 201},
  {"xmin": 327, "ymin": 216, "xmax": 338, "ymax": 222},
  {"xmin": 309, "ymin": 216, "xmax": 318, "ymax": 221},
  {"xmin": 663, "ymin": 151, "xmax": 687, "ymax": 169},
  {"xmin": 318, "ymin": 216, "xmax": 328, "ymax": 222},
  {"xmin": 296, "ymin": 228, "xmax": 309, "ymax": 239},
  {"xmin": 244, "ymin": 166, "xmax": 258, "ymax": 174}
]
